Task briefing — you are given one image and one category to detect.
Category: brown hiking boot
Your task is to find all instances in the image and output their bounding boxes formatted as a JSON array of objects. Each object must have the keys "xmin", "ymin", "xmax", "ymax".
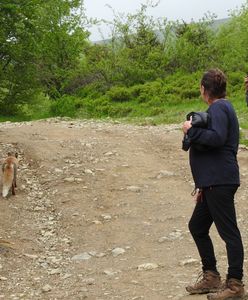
[
  {"xmin": 207, "ymin": 278, "xmax": 246, "ymax": 300},
  {"xmin": 186, "ymin": 270, "xmax": 222, "ymax": 294}
]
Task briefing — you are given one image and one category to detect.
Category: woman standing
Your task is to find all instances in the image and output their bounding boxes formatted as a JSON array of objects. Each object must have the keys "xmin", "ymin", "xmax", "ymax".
[{"xmin": 182, "ymin": 69, "xmax": 245, "ymax": 300}]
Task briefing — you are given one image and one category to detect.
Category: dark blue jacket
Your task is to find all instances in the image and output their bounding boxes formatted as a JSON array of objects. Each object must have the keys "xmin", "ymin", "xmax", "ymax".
[{"xmin": 187, "ymin": 99, "xmax": 240, "ymax": 188}]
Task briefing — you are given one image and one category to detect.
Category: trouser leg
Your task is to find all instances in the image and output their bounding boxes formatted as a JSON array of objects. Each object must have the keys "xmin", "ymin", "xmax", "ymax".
[
  {"xmin": 188, "ymin": 196, "xmax": 218, "ymax": 272},
  {"xmin": 204, "ymin": 186, "xmax": 244, "ymax": 280}
]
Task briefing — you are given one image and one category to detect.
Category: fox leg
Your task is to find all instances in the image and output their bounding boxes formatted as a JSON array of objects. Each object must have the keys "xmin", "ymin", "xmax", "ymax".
[
  {"xmin": 14, "ymin": 164, "xmax": 17, "ymax": 188},
  {"xmin": 2, "ymin": 163, "xmax": 6, "ymax": 173},
  {"xmin": 11, "ymin": 182, "xmax": 15, "ymax": 195}
]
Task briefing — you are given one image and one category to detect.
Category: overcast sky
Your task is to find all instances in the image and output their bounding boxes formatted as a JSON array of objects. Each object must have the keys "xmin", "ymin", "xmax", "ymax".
[{"xmin": 84, "ymin": 0, "xmax": 246, "ymax": 41}]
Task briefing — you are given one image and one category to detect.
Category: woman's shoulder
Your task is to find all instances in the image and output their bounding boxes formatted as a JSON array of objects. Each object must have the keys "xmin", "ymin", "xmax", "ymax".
[
  {"xmin": 211, "ymin": 99, "xmax": 233, "ymax": 110},
  {"xmin": 208, "ymin": 99, "xmax": 235, "ymax": 117}
]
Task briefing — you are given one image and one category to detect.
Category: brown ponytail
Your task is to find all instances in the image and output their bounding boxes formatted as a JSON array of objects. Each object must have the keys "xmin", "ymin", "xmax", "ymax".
[{"xmin": 201, "ymin": 69, "xmax": 227, "ymax": 99}]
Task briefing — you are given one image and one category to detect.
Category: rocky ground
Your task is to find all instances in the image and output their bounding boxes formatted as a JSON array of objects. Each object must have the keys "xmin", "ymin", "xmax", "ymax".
[{"xmin": 0, "ymin": 118, "xmax": 247, "ymax": 300}]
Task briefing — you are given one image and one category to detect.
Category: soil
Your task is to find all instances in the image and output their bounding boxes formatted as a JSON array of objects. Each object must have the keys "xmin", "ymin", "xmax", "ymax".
[{"xmin": 0, "ymin": 118, "xmax": 247, "ymax": 300}]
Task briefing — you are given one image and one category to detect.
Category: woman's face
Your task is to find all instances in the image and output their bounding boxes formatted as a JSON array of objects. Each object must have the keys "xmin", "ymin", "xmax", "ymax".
[{"xmin": 200, "ymin": 85, "xmax": 209, "ymax": 104}]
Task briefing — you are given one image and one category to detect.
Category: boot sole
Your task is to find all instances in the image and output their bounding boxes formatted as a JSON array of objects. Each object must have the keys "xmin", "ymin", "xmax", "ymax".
[
  {"xmin": 186, "ymin": 288, "xmax": 221, "ymax": 295},
  {"xmin": 207, "ymin": 294, "xmax": 248, "ymax": 300}
]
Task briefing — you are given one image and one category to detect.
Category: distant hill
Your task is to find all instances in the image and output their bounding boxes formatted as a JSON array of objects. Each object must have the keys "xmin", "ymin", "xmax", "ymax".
[
  {"xmin": 92, "ymin": 18, "xmax": 230, "ymax": 44},
  {"xmin": 210, "ymin": 17, "xmax": 230, "ymax": 30}
]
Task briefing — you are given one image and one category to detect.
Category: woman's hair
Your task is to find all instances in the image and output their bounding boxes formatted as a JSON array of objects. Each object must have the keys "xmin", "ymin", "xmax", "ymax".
[{"xmin": 201, "ymin": 68, "xmax": 226, "ymax": 99}]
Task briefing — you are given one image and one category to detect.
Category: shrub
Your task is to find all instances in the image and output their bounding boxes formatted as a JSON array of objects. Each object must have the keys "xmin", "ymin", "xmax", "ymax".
[
  {"xmin": 50, "ymin": 95, "xmax": 82, "ymax": 117},
  {"xmin": 181, "ymin": 88, "xmax": 200, "ymax": 99},
  {"xmin": 137, "ymin": 80, "xmax": 163, "ymax": 103},
  {"xmin": 227, "ymin": 71, "xmax": 244, "ymax": 94},
  {"xmin": 130, "ymin": 84, "xmax": 143, "ymax": 98},
  {"xmin": 107, "ymin": 105, "xmax": 133, "ymax": 117},
  {"xmin": 106, "ymin": 86, "xmax": 132, "ymax": 102}
]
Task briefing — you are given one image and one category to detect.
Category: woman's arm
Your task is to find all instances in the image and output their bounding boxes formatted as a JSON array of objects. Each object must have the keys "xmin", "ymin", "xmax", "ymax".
[{"xmin": 187, "ymin": 104, "xmax": 228, "ymax": 147}]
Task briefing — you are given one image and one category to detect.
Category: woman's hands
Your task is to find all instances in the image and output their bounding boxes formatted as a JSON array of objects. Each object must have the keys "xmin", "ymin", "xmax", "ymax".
[{"xmin": 182, "ymin": 116, "xmax": 192, "ymax": 134}]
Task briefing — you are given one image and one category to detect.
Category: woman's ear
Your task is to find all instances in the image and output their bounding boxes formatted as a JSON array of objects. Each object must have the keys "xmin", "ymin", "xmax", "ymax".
[{"xmin": 200, "ymin": 85, "xmax": 210, "ymax": 104}]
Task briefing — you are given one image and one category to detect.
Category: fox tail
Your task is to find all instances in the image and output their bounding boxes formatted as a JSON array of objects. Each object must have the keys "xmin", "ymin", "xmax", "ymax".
[
  {"xmin": 2, "ymin": 185, "xmax": 11, "ymax": 197},
  {"xmin": 2, "ymin": 164, "xmax": 14, "ymax": 197}
]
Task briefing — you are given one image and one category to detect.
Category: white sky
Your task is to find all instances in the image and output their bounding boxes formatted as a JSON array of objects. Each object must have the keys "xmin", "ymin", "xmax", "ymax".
[{"xmin": 84, "ymin": 0, "xmax": 247, "ymax": 41}]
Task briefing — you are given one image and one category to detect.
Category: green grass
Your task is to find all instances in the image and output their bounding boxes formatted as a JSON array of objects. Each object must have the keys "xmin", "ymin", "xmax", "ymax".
[
  {"xmin": 0, "ymin": 116, "xmax": 30, "ymax": 122},
  {"xmin": 1, "ymin": 80, "xmax": 247, "ymax": 146}
]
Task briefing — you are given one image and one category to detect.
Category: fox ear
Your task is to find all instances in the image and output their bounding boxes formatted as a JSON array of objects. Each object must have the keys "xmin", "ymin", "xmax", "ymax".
[
  {"xmin": 7, "ymin": 152, "xmax": 11, "ymax": 156},
  {"xmin": 15, "ymin": 153, "xmax": 18, "ymax": 158}
]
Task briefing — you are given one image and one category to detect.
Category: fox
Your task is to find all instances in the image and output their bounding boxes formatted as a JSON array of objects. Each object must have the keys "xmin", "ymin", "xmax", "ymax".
[{"xmin": 2, "ymin": 152, "xmax": 18, "ymax": 198}]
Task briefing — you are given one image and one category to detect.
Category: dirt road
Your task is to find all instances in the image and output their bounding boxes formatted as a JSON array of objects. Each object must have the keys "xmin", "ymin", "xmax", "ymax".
[{"xmin": 0, "ymin": 118, "xmax": 247, "ymax": 300}]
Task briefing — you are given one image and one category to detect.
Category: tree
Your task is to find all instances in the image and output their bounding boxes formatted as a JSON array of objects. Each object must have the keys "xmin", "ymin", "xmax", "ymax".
[
  {"xmin": 165, "ymin": 14, "xmax": 217, "ymax": 73},
  {"xmin": 0, "ymin": 0, "xmax": 88, "ymax": 115},
  {"xmin": 87, "ymin": 2, "xmax": 168, "ymax": 87},
  {"xmin": 0, "ymin": 0, "xmax": 41, "ymax": 114},
  {"xmin": 214, "ymin": 2, "xmax": 248, "ymax": 72},
  {"xmin": 37, "ymin": 0, "xmax": 89, "ymax": 98}
]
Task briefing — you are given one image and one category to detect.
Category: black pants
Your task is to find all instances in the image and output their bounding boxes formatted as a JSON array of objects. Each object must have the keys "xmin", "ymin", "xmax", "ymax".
[{"xmin": 188, "ymin": 185, "xmax": 244, "ymax": 280}]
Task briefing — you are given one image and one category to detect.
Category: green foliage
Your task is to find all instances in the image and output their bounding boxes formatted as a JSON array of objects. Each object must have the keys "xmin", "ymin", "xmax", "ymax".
[
  {"xmin": 19, "ymin": 93, "xmax": 52, "ymax": 120},
  {"xmin": 165, "ymin": 15, "xmax": 217, "ymax": 72},
  {"xmin": 136, "ymin": 80, "xmax": 163, "ymax": 103},
  {"xmin": 213, "ymin": 3, "xmax": 248, "ymax": 72},
  {"xmin": 1, "ymin": 0, "xmax": 248, "ymax": 127},
  {"xmin": 37, "ymin": 0, "xmax": 89, "ymax": 98},
  {"xmin": 0, "ymin": 1, "xmax": 41, "ymax": 114},
  {"xmin": 106, "ymin": 86, "xmax": 132, "ymax": 102},
  {"xmin": 50, "ymin": 95, "xmax": 82, "ymax": 117},
  {"xmin": 0, "ymin": 0, "xmax": 88, "ymax": 115}
]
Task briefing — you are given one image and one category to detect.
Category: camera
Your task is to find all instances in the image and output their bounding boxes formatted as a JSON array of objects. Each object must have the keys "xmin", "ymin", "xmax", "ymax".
[
  {"xmin": 182, "ymin": 111, "xmax": 209, "ymax": 151},
  {"xmin": 182, "ymin": 134, "xmax": 192, "ymax": 151}
]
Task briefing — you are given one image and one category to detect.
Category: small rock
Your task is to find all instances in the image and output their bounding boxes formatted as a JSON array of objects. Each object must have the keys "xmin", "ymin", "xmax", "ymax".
[
  {"xmin": 179, "ymin": 258, "xmax": 199, "ymax": 266},
  {"xmin": 64, "ymin": 177, "xmax": 74, "ymax": 182},
  {"xmin": 101, "ymin": 214, "xmax": 112, "ymax": 220},
  {"xmin": 157, "ymin": 170, "xmax": 175, "ymax": 179},
  {"xmin": 103, "ymin": 269, "xmax": 118, "ymax": 276},
  {"xmin": 0, "ymin": 277, "xmax": 7, "ymax": 281},
  {"xmin": 49, "ymin": 268, "xmax": 61, "ymax": 275},
  {"xmin": 71, "ymin": 252, "xmax": 91, "ymax": 261},
  {"xmin": 61, "ymin": 273, "xmax": 72, "ymax": 280},
  {"xmin": 92, "ymin": 220, "xmax": 102, "ymax": 225},
  {"xmin": 104, "ymin": 151, "xmax": 114, "ymax": 156},
  {"xmin": 112, "ymin": 248, "xmax": 126, "ymax": 257},
  {"xmin": 96, "ymin": 252, "xmax": 106, "ymax": 258},
  {"xmin": 84, "ymin": 169, "xmax": 94, "ymax": 175},
  {"xmin": 159, "ymin": 230, "xmax": 183, "ymax": 242},
  {"xmin": 24, "ymin": 253, "xmax": 38, "ymax": 259},
  {"xmin": 137, "ymin": 263, "xmax": 159, "ymax": 271},
  {"xmin": 82, "ymin": 278, "xmax": 95, "ymax": 285},
  {"xmin": 42, "ymin": 284, "xmax": 52, "ymax": 292},
  {"xmin": 126, "ymin": 186, "xmax": 141, "ymax": 193},
  {"xmin": 88, "ymin": 251, "xmax": 97, "ymax": 257},
  {"xmin": 158, "ymin": 237, "xmax": 168, "ymax": 243},
  {"xmin": 79, "ymin": 287, "xmax": 89, "ymax": 292}
]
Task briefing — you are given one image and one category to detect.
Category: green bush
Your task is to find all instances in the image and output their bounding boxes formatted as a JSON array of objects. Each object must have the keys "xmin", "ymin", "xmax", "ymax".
[
  {"xmin": 150, "ymin": 107, "xmax": 166, "ymax": 116},
  {"xmin": 164, "ymin": 94, "xmax": 183, "ymax": 105},
  {"xmin": 19, "ymin": 93, "xmax": 51, "ymax": 120},
  {"xmin": 50, "ymin": 95, "xmax": 82, "ymax": 117},
  {"xmin": 181, "ymin": 88, "xmax": 200, "ymax": 99},
  {"xmin": 106, "ymin": 86, "xmax": 132, "ymax": 102},
  {"xmin": 227, "ymin": 71, "xmax": 245, "ymax": 94},
  {"xmin": 137, "ymin": 80, "xmax": 163, "ymax": 103},
  {"xmin": 130, "ymin": 84, "xmax": 143, "ymax": 98},
  {"xmin": 107, "ymin": 105, "xmax": 133, "ymax": 117}
]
